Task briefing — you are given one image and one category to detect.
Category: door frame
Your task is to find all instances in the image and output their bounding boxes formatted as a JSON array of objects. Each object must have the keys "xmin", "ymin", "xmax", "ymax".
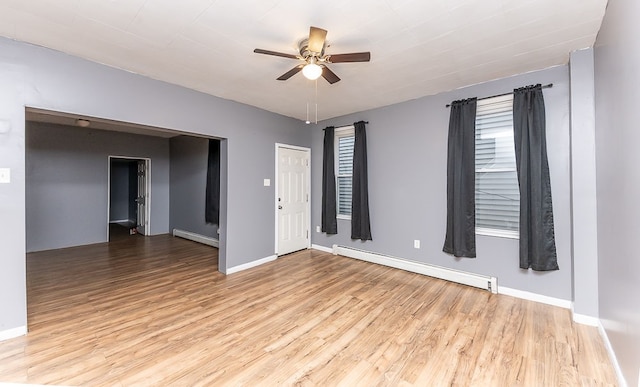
[
  {"xmin": 107, "ymin": 155, "xmax": 152, "ymax": 239},
  {"xmin": 274, "ymin": 143, "xmax": 311, "ymax": 256}
]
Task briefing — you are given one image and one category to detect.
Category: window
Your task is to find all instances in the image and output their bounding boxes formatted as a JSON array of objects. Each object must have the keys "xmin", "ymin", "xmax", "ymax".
[
  {"xmin": 475, "ymin": 94, "xmax": 520, "ymax": 238},
  {"xmin": 335, "ymin": 126, "xmax": 355, "ymax": 219}
]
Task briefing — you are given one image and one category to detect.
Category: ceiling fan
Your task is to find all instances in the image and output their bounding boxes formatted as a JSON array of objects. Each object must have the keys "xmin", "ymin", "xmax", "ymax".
[{"xmin": 253, "ymin": 26, "xmax": 371, "ymax": 84}]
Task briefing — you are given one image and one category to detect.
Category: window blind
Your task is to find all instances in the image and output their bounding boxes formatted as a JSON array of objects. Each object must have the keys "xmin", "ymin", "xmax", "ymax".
[
  {"xmin": 475, "ymin": 94, "xmax": 520, "ymax": 234},
  {"xmin": 337, "ymin": 134, "xmax": 354, "ymax": 217}
]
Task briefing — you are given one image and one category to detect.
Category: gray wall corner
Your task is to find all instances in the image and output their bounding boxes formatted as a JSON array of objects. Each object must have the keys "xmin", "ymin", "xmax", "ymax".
[{"xmin": 569, "ymin": 47, "xmax": 600, "ymax": 318}]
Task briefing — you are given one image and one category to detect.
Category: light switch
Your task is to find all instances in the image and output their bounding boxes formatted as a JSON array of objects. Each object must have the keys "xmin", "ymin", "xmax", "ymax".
[
  {"xmin": 413, "ymin": 239, "xmax": 420, "ymax": 249},
  {"xmin": 0, "ymin": 168, "xmax": 10, "ymax": 183},
  {"xmin": 0, "ymin": 120, "xmax": 10, "ymax": 134},
  {"xmin": 263, "ymin": 179, "xmax": 271, "ymax": 186}
]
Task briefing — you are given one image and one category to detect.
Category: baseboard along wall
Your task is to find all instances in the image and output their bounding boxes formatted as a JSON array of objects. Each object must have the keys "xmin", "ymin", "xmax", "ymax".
[
  {"xmin": 226, "ymin": 255, "xmax": 278, "ymax": 275},
  {"xmin": 498, "ymin": 286, "xmax": 572, "ymax": 309},
  {"xmin": 172, "ymin": 228, "xmax": 219, "ymax": 248},
  {"xmin": 598, "ymin": 322, "xmax": 629, "ymax": 387},
  {"xmin": 311, "ymin": 244, "xmax": 333, "ymax": 253},
  {"xmin": 0, "ymin": 326, "xmax": 27, "ymax": 342},
  {"xmin": 331, "ymin": 245, "xmax": 498, "ymax": 294},
  {"xmin": 313, "ymin": 244, "xmax": 588, "ymax": 312}
]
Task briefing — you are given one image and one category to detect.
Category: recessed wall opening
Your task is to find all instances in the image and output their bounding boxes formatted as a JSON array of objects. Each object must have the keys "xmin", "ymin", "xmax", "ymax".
[{"xmin": 25, "ymin": 107, "xmax": 227, "ymax": 329}]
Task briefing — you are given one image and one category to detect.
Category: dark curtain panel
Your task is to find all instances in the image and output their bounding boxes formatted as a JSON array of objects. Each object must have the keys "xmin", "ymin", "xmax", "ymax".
[
  {"xmin": 513, "ymin": 85, "xmax": 559, "ymax": 271},
  {"xmin": 443, "ymin": 98, "xmax": 477, "ymax": 258},
  {"xmin": 321, "ymin": 127, "xmax": 338, "ymax": 234},
  {"xmin": 205, "ymin": 139, "xmax": 221, "ymax": 225},
  {"xmin": 351, "ymin": 121, "xmax": 372, "ymax": 241}
]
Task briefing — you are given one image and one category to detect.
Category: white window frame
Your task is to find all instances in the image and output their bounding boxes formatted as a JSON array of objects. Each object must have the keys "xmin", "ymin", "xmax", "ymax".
[
  {"xmin": 335, "ymin": 126, "xmax": 355, "ymax": 220},
  {"xmin": 475, "ymin": 94, "xmax": 520, "ymax": 239},
  {"xmin": 476, "ymin": 227, "xmax": 519, "ymax": 239}
]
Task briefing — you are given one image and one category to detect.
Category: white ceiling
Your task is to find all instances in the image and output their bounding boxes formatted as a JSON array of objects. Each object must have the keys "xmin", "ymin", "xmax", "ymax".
[{"xmin": 0, "ymin": 0, "xmax": 607, "ymax": 122}]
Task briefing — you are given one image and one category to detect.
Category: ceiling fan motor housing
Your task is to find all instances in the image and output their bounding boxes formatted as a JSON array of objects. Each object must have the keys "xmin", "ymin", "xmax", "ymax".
[{"xmin": 298, "ymin": 38, "xmax": 326, "ymax": 60}]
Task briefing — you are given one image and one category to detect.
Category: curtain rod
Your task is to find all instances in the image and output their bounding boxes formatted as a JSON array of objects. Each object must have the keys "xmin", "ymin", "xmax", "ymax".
[
  {"xmin": 445, "ymin": 83, "xmax": 553, "ymax": 108},
  {"xmin": 323, "ymin": 121, "xmax": 369, "ymax": 130}
]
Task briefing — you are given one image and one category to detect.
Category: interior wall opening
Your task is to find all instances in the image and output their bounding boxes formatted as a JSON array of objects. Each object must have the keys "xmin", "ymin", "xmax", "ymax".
[{"xmin": 25, "ymin": 107, "xmax": 227, "ymax": 329}]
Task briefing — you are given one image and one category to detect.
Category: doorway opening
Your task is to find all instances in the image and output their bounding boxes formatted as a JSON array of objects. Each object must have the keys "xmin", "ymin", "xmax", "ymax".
[{"xmin": 107, "ymin": 156, "xmax": 151, "ymax": 241}]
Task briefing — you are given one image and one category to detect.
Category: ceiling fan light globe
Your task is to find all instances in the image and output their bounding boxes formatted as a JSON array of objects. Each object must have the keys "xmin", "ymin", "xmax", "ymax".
[{"xmin": 302, "ymin": 63, "xmax": 322, "ymax": 80}]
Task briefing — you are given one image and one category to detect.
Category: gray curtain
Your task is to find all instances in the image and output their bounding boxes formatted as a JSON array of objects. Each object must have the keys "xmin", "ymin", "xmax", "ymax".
[
  {"xmin": 205, "ymin": 139, "xmax": 220, "ymax": 225},
  {"xmin": 321, "ymin": 127, "xmax": 338, "ymax": 234},
  {"xmin": 513, "ymin": 85, "xmax": 558, "ymax": 271},
  {"xmin": 443, "ymin": 98, "xmax": 477, "ymax": 258},
  {"xmin": 351, "ymin": 121, "xmax": 372, "ymax": 241}
]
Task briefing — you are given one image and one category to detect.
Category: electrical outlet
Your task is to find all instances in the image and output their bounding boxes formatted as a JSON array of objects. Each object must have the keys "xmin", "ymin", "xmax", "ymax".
[
  {"xmin": 414, "ymin": 239, "xmax": 420, "ymax": 249},
  {"xmin": 263, "ymin": 179, "xmax": 271, "ymax": 186},
  {"xmin": 316, "ymin": 226, "xmax": 321, "ymax": 233}
]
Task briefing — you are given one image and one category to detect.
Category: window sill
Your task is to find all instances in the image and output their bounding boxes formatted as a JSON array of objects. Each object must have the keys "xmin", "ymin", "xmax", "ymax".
[
  {"xmin": 476, "ymin": 227, "xmax": 519, "ymax": 240},
  {"xmin": 337, "ymin": 215, "xmax": 351, "ymax": 221}
]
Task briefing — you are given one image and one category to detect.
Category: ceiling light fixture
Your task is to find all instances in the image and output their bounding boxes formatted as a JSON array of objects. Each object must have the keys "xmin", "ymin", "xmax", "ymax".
[
  {"xmin": 76, "ymin": 118, "xmax": 91, "ymax": 127},
  {"xmin": 302, "ymin": 58, "xmax": 323, "ymax": 80}
]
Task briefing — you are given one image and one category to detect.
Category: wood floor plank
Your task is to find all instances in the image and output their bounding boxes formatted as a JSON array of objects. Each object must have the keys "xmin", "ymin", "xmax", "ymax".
[{"xmin": 0, "ymin": 232, "xmax": 619, "ymax": 386}]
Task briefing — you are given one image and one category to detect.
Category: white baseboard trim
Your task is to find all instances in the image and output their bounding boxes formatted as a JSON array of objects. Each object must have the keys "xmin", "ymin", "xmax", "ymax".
[
  {"xmin": 332, "ymin": 245, "xmax": 497, "ymax": 293},
  {"xmin": 571, "ymin": 313, "xmax": 600, "ymax": 327},
  {"xmin": 499, "ymin": 286, "xmax": 571, "ymax": 309},
  {"xmin": 598, "ymin": 322, "xmax": 628, "ymax": 387},
  {"xmin": 173, "ymin": 229, "xmax": 219, "ymax": 248},
  {"xmin": 570, "ymin": 303, "xmax": 600, "ymax": 327},
  {"xmin": 0, "ymin": 326, "xmax": 27, "ymax": 341},
  {"xmin": 311, "ymin": 244, "xmax": 333, "ymax": 253},
  {"xmin": 226, "ymin": 255, "xmax": 277, "ymax": 275}
]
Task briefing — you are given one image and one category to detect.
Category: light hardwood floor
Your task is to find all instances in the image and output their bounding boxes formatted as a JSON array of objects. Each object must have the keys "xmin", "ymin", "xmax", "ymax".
[{"xmin": 0, "ymin": 232, "xmax": 618, "ymax": 386}]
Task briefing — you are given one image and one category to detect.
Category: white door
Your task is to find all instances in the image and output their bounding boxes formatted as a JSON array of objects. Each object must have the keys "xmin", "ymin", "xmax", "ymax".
[
  {"xmin": 136, "ymin": 160, "xmax": 149, "ymax": 235},
  {"xmin": 277, "ymin": 146, "xmax": 310, "ymax": 256}
]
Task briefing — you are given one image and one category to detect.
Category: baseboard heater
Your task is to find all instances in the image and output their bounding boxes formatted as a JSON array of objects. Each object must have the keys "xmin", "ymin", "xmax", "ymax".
[
  {"xmin": 172, "ymin": 229, "xmax": 219, "ymax": 248},
  {"xmin": 332, "ymin": 245, "xmax": 498, "ymax": 293}
]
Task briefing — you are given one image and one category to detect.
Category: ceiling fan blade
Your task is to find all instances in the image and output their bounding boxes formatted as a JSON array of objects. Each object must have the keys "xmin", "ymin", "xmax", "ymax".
[
  {"xmin": 327, "ymin": 52, "xmax": 371, "ymax": 63},
  {"xmin": 254, "ymin": 48, "xmax": 299, "ymax": 60},
  {"xmin": 308, "ymin": 26, "xmax": 327, "ymax": 53},
  {"xmin": 277, "ymin": 65, "xmax": 304, "ymax": 81},
  {"xmin": 321, "ymin": 66, "xmax": 341, "ymax": 84}
]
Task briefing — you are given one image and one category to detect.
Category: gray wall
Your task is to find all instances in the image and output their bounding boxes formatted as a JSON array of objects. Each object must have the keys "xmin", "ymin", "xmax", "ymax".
[
  {"xmin": 594, "ymin": 0, "xmax": 640, "ymax": 384},
  {"xmin": 26, "ymin": 122, "xmax": 171, "ymax": 252},
  {"xmin": 0, "ymin": 36, "xmax": 308, "ymax": 333},
  {"xmin": 312, "ymin": 65, "xmax": 573, "ymax": 300},
  {"xmin": 569, "ymin": 49, "xmax": 599, "ymax": 319},
  {"xmin": 169, "ymin": 135, "xmax": 218, "ymax": 238}
]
